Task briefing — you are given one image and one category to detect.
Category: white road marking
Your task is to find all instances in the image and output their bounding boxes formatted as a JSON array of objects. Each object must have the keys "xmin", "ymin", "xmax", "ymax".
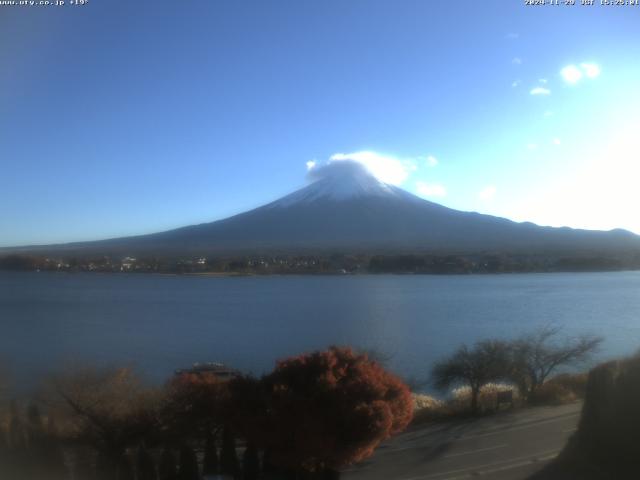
[
  {"xmin": 380, "ymin": 408, "xmax": 580, "ymax": 450},
  {"xmin": 443, "ymin": 443, "xmax": 508, "ymax": 459},
  {"xmin": 442, "ymin": 452, "xmax": 558, "ymax": 479},
  {"xmin": 378, "ymin": 412, "xmax": 579, "ymax": 454},
  {"xmin": 456, "ymin": 413, "xmax": 579, "ymax": 440},
  {"xmin": 400, "ymin": 449, "xmax": 560, "ymax": 480}
]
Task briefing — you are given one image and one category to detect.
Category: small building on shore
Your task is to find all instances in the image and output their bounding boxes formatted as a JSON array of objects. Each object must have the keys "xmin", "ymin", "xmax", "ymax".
[{"xmin": 174, "ymin": 362, "xmax": 241, "ymax": 381}]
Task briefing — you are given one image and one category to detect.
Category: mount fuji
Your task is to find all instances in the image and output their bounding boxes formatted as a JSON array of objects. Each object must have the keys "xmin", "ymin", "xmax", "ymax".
[{"xmin": 6, "ymin": 161, "xmax": 640, "ymax": 257}]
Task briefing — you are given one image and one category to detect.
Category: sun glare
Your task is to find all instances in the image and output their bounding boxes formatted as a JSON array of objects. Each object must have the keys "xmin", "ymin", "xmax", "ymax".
[
  {"xmin": 561, "ymin": 65, "xmax": 583, "ymax": 84},
  {"xmin": 581, "ymin": 63, "xmax": 601, "ymax": 78}
]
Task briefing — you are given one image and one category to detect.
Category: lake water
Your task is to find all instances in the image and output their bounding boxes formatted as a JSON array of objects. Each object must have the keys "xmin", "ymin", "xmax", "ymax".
[{"xmin": 2, "ymin": 271, "xmax": 640, "ymax": 391}]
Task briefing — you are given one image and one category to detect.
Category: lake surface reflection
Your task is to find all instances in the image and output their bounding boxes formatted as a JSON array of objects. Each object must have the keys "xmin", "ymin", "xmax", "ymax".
[{"xmin": 2, "ymin": 271, "xmax": 640, "ymax": 390}]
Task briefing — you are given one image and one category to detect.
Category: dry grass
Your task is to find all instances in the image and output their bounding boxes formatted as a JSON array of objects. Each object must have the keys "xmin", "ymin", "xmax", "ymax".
[
  {"xmin": 413, "ymin": 393, "xmax": 442, "ymax": 411},
  {"xmin": 449, "ymin": 383, "xmax": 520, "ymax": 413},
  {"xmin": 531, "ymin": 382, "xmax": 576, "ymax": 405},
  {"xmin": 529, "ymin": 373, "xmax": 587, "ymax": 405},
  {"xmin": 411, "ymin": 383, "xmax": 520, "ymax": 424},
  {"xmin": 411, "ymin": 393, "xmax": 447, "ymax": 423},
  {"xmin": 546, "ymin": 373, "xmax": 588, "ymax": 398}
]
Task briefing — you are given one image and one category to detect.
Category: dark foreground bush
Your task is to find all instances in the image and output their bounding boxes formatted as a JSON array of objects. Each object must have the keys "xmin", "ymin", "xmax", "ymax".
[
  {"xmin": 239, "ymin": 346, "xmax": 414, "ymax": 477},
  {"xmin": 530, "ymin": 354, "xmax": 640, "ymax": 479}
]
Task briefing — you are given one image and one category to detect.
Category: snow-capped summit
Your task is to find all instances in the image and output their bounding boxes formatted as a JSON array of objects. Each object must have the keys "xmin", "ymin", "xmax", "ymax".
[
  {"xmin": 267, "ymin": 160, "xmax": 414, "ymax": 207},
  {"xmin": 7, "ymin": 160, "xmax": 640, "ymax": 256}
]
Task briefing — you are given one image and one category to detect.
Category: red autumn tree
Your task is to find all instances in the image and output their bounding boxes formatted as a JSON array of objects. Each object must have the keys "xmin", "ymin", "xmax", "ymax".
[
  {"xmin": 162, "ymin": 370, "xmax": 230, "ymax": 439},
  {"xmin": 255, "ymin": 346, "xmax": 413, "ymax": 476}
]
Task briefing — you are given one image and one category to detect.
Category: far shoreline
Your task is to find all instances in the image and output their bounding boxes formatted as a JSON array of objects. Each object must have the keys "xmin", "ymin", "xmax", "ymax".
[{"xmin": 2, "ymin": 268, "xmax": 640, "ymax": 277}]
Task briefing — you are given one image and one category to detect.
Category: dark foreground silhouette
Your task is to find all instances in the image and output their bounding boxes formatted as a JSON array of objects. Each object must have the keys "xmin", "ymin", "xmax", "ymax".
[
  {"xmin": 530, "ymin": 353, "xmax": 640, "ymax": 479},
  {"xmin": 0, "ymin": 347, "xmax": 413, "ymax": 480}
]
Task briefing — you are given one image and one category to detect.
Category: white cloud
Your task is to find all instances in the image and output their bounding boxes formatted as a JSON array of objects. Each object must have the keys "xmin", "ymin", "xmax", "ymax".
[
  {"xmin": 539, "ymin": 78, "xmax": 548, "ymax": 84},
  {"xmin": 306, "ymin": 160, "xmax": 317, "ymax": 171},
  {"xmin": 530, "ymin": 87, "xmax": 551, "ymax": 96},
  {"xmin": 512, "ymin": 57, "xmax": 523, "ymax": 65},
  {"xmin": 512, "ymin": 79, "xmax": 521, "ymax": 88},
  {"xmin": 479, "ymin": 185, "xmax": 497, "ymax": 201},
  {"xmin": 544, "ymin": 110, "xmax": 554, "ymax": 117},
  {"xmin": 561, "ymin": 63, "xmax": 601, "ymax": 85},
  {"xmin": 561, "ymin": 64, "xmax": 583, "ymax": 84},
  {"xmin": 426, "ymin": 155, "xmax": 438, "ymax": 167},
  {"xmin": 527, "ymin": 143, "xmax": 538, "ymax": 150},
  {"xmin": 581, "ymin": 63, "xmax": 601, "ymax": 78},
  {"xmin": 329, "ymin": 151, "xmax": 411, "ymax": 185},
  {"xmin": 416, "ymin": 181, "xmax": 446, "ymax": 197},
  {"xmin": 553, "ymin": 138, "xmax": 561, "ymax": 145}
]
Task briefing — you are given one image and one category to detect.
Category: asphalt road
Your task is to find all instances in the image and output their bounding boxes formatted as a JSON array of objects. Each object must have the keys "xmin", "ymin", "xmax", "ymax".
[{"xmin": 343, "ymin": 402, "xmax": 582, "ymax": 480}]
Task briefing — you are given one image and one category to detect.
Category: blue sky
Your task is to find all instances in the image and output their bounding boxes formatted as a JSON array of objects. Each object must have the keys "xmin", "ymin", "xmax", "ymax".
[{"xmin": 1, "ymin": 0, "xmax": 639, "ymax": 246}]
